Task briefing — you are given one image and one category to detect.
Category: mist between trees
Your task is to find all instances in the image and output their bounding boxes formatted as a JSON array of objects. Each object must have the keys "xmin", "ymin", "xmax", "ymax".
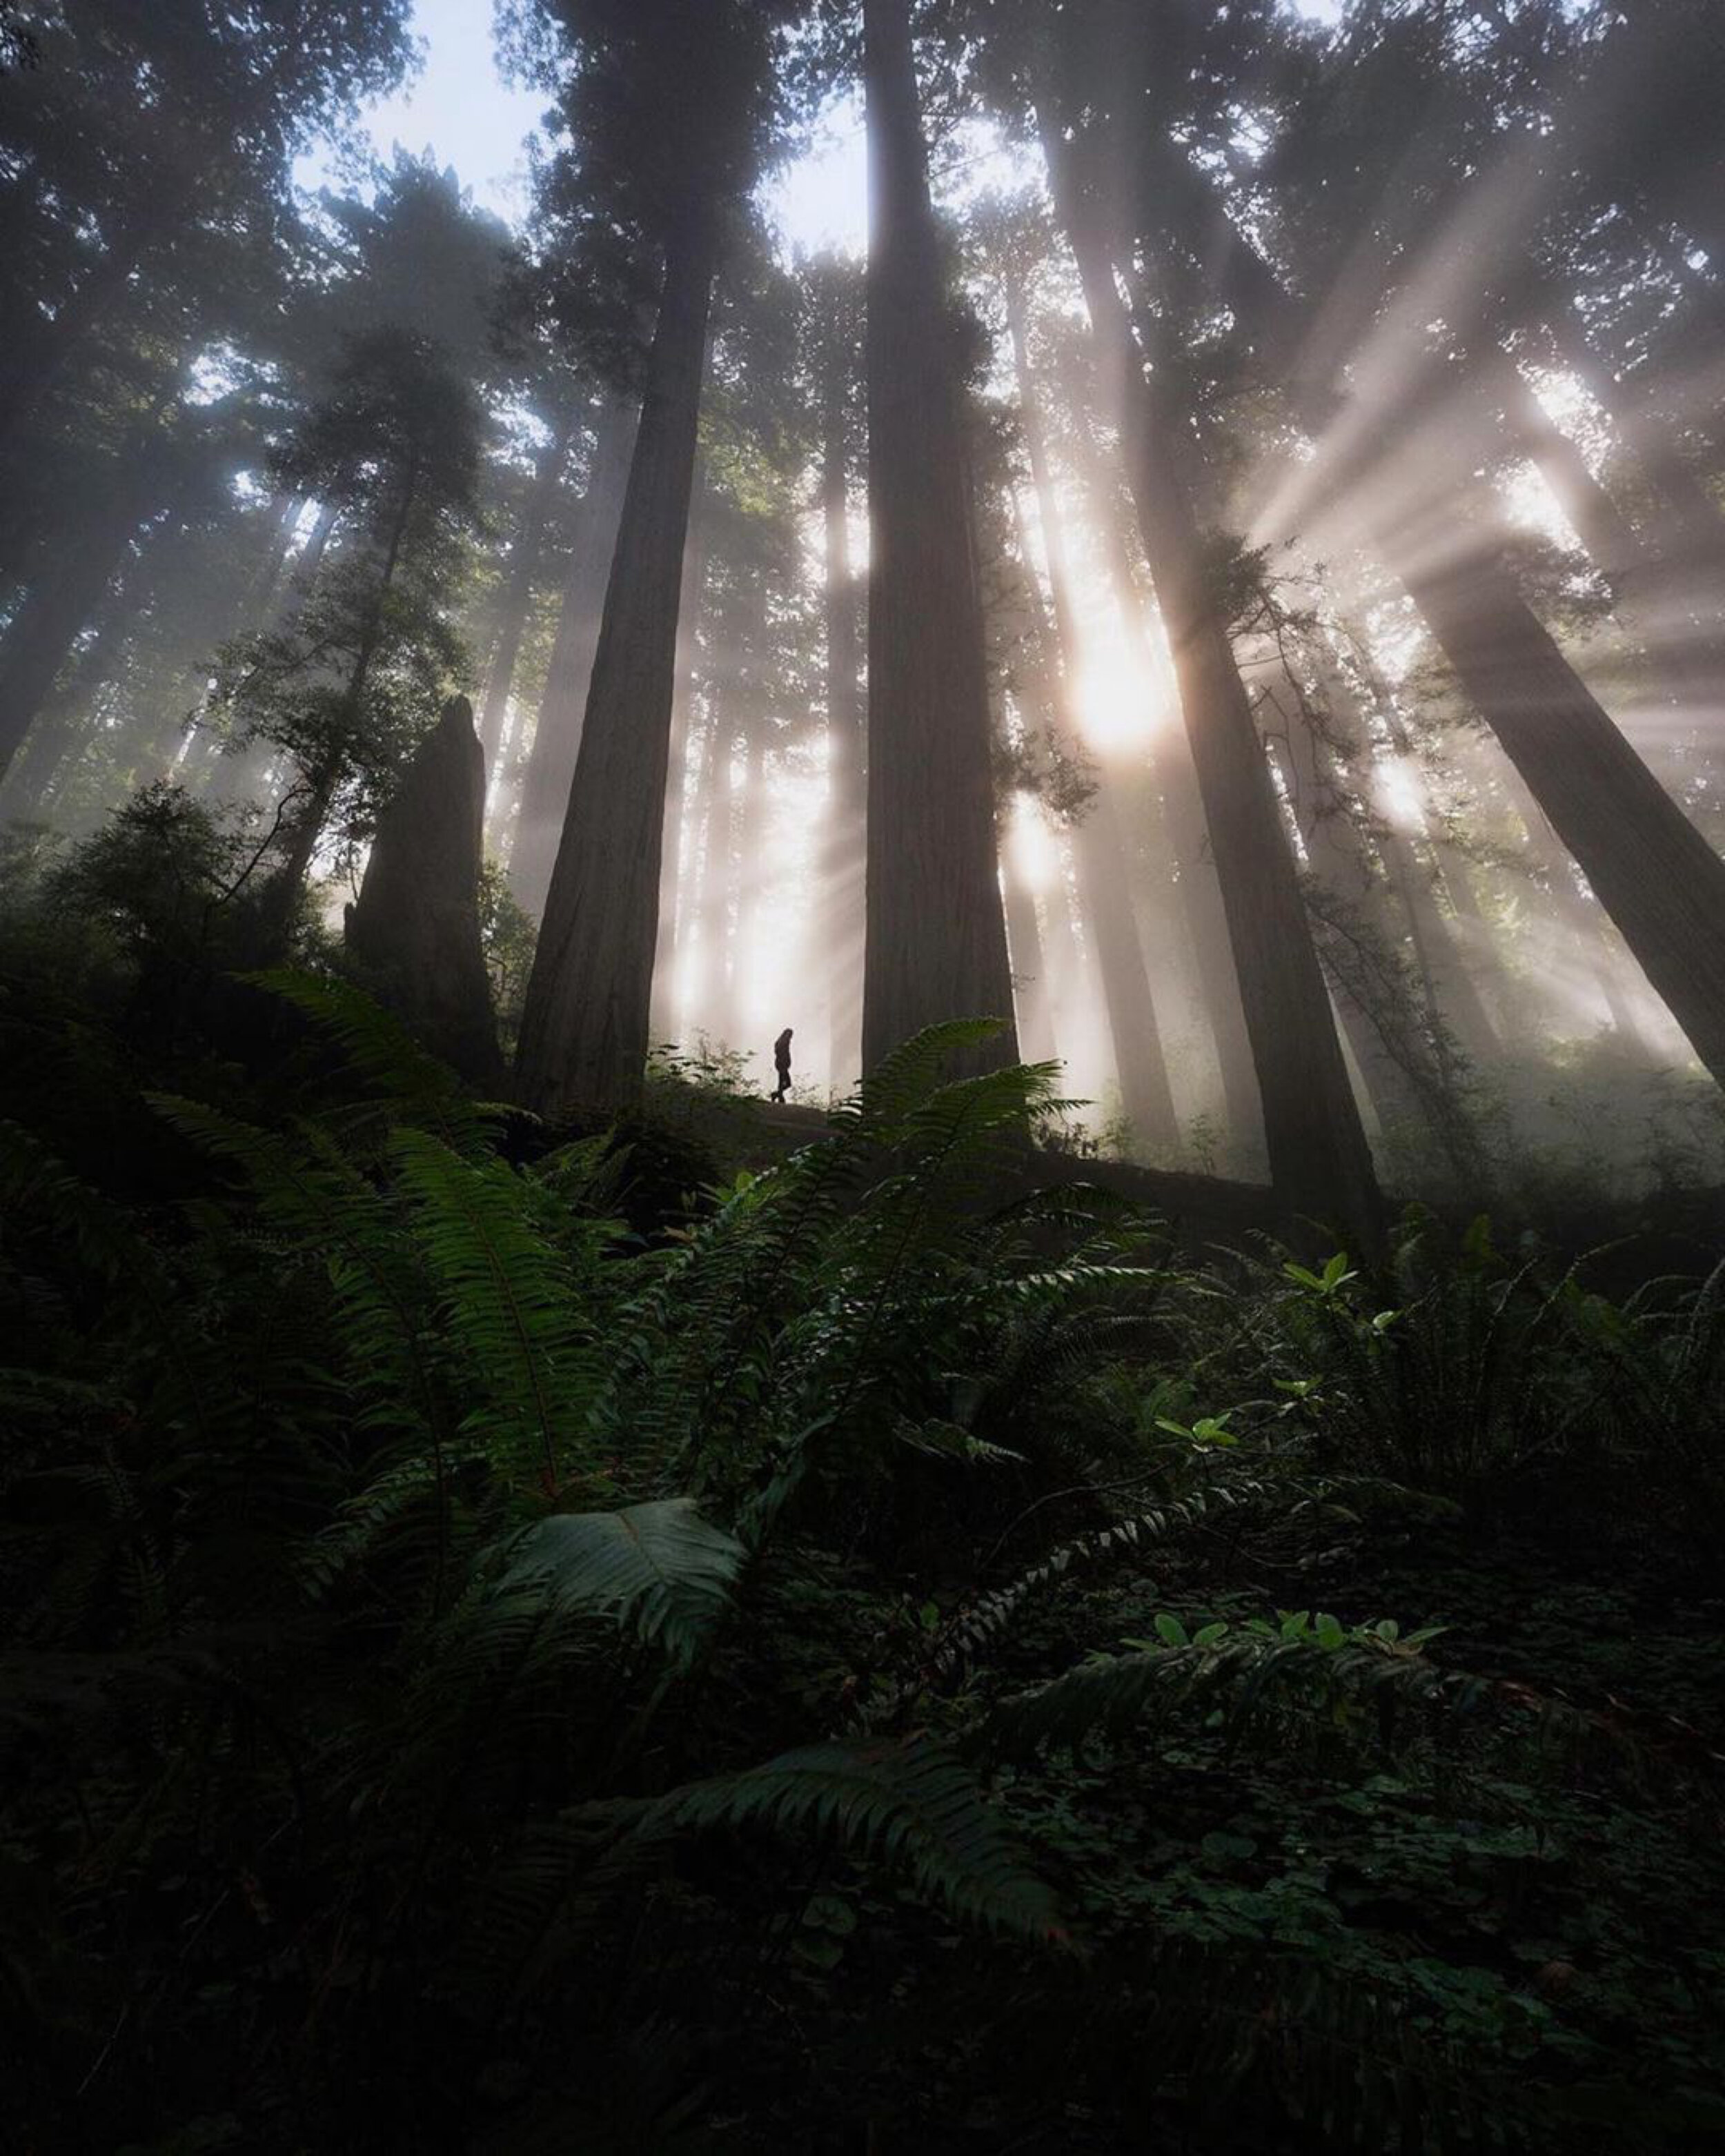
[{"xmin": 6, "ymin": 0, "xmax": 1725, "ymax": 1233}]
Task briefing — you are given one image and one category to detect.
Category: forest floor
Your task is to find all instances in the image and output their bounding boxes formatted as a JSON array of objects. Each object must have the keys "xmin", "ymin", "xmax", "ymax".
[{"xmin": 3, "ymin": 969, "xmax": 1724, "ymax": 2152}]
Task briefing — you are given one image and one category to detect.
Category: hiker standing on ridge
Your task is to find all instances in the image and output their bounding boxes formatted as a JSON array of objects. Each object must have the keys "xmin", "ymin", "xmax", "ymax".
[{"xmin": 772, "ymin": 1027, "xmax": 793, "ymax": 1103}]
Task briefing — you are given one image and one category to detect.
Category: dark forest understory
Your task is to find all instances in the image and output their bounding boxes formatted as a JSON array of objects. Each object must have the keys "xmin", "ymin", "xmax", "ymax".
[{"xmin": 3, "ymin": 3, "xmax": 1725, "ymax": 2150}]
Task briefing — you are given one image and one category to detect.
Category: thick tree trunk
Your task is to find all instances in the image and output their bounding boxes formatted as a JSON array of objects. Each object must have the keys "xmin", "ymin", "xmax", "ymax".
[
  {"xmin": 515, "ymin": 210, "xmax": 716, "ymax": 1114},
  {"xmin": 344, "ymin": 694, "xmax": 502, "ymax": 1085},
  {"xmin": 1132, "ymin": 129, "xmax": 1725, "ymax": 1087},
  {"xmin": 860, "ymin": 0, "xmax": 1019, "ymax": 1074},
  {"xmin": 822, "ymin": 362, "xmax": 867, "ymax": 1092},
  {"xmin": 1047, "ymin": 125, "xmax": 1380, "ymax": 1236},
  {"xmin": 477, "ymin": 415, "xmax": 575, "ymax": 769},
  {"xmin": 509, "ymin": 397, "xmax": 638, "ymax": 921}
]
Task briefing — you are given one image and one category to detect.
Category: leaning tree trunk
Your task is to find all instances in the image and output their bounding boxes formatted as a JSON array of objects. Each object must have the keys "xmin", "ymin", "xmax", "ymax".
[
  {"xmin": 1133, "ymin": 125, "xmax": 1725, "ymax": 1089},
  {"xmin": 514, "ymin": 206, "xmax": 717, "ymax": 1114},
  {"xmin": 860, "ymin": 0, "xmax": 1018, "ymax": 1074},
  {"xmin": 509, "ymin": 396, "xmax": 638, "ymax": 922},
  {"xmin": 1046, "ymin": 123, "xmax": 1381, "ymax": 1236},
  {"xmin": 344, "ymin": 694, "xmax": 502, "ymax": 1087}
]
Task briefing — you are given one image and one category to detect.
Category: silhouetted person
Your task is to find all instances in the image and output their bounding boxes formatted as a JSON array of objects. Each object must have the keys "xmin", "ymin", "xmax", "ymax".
[{"xmin": 772, "ymin": 1026, "xmax": 793, "ymax": 1103}]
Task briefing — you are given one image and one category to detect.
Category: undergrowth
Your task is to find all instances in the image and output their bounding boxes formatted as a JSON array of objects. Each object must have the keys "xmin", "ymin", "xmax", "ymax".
[{"xmin": 1, "ymin": 961, "xmax": 1722, "ymax": 2153}]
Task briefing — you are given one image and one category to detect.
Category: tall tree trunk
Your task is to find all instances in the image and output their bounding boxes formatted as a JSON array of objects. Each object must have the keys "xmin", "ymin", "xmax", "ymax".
[
  {"xmin": 860, "ymin": 0, "xmax": 1018, "ymax": 1074},
  {"xmin": 515, "ymin": 208, "xmax": 716, "ymax": 1113},
  {"xmin": 1003, "ymin": 272, "xmax": 1181, "ymax": 1152},
  {"xmin": 822, "ymin": 358, "xmax": 867, "ymax": 1091},
  {"xmin": 1132, "ymin": 128, "xmax": 1725, "ymax": 1088},
  {"xmin": 477, "ymin": 413, "xmax": 575, "ymax": 769},
  {"xmin": 509, "ymin": 397, "xmax": 638, "ymax": 920},
  {"xmin": 649, "ymin": 463, "xmax": 712, "ymax": 1045},
  {"xmin": 1046, "ymin": 121, "xmax": 1380, "ymax": 1235}
]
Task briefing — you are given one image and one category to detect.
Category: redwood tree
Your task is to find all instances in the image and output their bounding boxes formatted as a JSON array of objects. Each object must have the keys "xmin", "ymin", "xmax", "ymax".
[{"xmin": 859, "ymin": 0, "xmax": 1019, "ymax": 1075}]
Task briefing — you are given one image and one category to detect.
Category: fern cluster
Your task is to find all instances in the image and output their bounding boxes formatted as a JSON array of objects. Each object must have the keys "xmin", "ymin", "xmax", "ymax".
[{"xmin": 1, "ymin": 978, "xmax": 1720, "ymax": 2150}]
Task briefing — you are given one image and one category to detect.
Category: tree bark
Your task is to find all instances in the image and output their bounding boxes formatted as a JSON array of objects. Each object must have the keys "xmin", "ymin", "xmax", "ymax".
[
  {"xmin": 515, "ymin": 209, "xmax": 716, "ymax": 1113},
  {"xmin": 344, "ymin": 693, "xmax": 502, "ymax": 1085},
  {"xmin": 509, "ymin": 397, "xmax": 638, "ymax": 921},
  {"xmin": 1046, "ymin": 121, "xmax": 1380, "ymax": 1236},
  {"xmin": 860, "ymin": 0, "xmax": 1019, "ymax": 1074}
]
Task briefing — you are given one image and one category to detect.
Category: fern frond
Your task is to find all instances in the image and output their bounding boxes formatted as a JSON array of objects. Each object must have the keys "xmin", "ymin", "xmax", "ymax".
[
  {"xmin": 985, "ymin": 1629, "xmax": 1483, "ymax": 1760},
  {"xmin": 247, "ymin": 967, "xmax": 493, "ymax": 1156},
  {"xmin": 391, "ymin": 1129, "xmax": 600, "ymax": 1492},
  {"xmin": 938, "ymin": 1483, "xmax": 1268, "ymax": 1678},
  {"xmin": 643, "ymin": 1734, "xmax": 1064, "ymax": 1939},
  {"xmin": 500, "ymin": 1498, "xmax": 746, "ymax": 1669},
  {"xmin": 0, "ymin": 1118, "xmax": 151, "ymax": 1283}
]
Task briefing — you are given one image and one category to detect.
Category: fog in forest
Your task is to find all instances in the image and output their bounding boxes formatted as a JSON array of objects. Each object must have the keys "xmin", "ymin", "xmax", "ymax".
[
  {"xmin": 6, "ymin": 4, "xmax": 1725, "ymax": 2148},
  {"xmin": 7, "ymin": 0, "xmax": 1725, "ymax": 1218}
]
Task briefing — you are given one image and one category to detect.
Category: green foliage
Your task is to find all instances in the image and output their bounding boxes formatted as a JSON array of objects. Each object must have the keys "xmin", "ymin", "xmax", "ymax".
[
  {"xmin": 0, "ymin": 981, "xmax": 1720, "ymax": 2151},
  {"xmin": 502, "ymin": 1498, "xmax": 746, "ymax": 1668}
]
